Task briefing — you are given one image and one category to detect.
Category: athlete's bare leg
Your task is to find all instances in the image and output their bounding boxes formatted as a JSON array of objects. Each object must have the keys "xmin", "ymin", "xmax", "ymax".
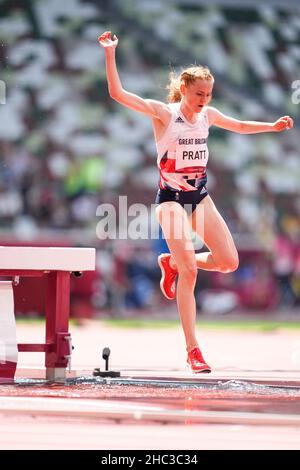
[
  {"xmin": 156, "ymin": 202, "xmax": 198, "ymax": 352},
  {"xmin": 168, "ymin": 195, "xmax": 239, "ymax": 273}
]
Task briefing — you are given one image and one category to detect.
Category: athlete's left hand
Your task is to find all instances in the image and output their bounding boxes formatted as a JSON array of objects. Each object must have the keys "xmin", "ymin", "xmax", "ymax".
[{"xmin": 272, "ymin": 116, "xmax": 294, "ymax": 132}]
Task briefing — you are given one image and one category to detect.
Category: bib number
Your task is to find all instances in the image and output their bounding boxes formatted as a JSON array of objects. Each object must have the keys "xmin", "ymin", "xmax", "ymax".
[{"xmin": 175, "ymin": 137, "xmax": 209, "ymax": 172}]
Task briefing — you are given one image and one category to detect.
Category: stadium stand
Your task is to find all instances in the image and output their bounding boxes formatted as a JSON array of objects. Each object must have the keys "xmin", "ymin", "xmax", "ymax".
[{"xmin": 0, "ymin": 0, "xmax": 299, "ymax": 313}]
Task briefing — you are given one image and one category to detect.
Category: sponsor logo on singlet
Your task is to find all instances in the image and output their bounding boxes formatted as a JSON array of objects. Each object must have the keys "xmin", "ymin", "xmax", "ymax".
[{"xmin": 175, "ymin": 116, "xmax": 184, "ymax": 123}]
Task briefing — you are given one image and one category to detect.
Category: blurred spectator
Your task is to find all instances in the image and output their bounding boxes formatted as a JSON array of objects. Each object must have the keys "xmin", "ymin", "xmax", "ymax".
[{"xmin": 273, "ymin": 216, "xmax": 300, "ymax": 309}]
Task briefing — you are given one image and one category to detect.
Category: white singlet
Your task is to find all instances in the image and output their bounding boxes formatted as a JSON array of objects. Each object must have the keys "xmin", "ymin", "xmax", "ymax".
[{"xmin": 156, "ymin": 103, "xmax": 210, "ymax": 191}]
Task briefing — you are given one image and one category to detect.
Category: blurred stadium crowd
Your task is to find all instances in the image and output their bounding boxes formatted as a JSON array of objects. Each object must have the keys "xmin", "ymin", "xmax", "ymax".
[{"xmin": 0, "ymin": 0, "xmax": 299, "ymax": 315}]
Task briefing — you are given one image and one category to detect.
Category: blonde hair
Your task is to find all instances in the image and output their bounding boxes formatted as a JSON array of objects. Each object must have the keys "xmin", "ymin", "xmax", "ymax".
[{"xmin": 167, "ymin": 66, "xmax": 214, "ymax": 103}]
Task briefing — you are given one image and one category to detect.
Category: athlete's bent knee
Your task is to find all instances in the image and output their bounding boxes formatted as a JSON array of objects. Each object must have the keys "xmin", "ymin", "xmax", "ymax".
[{"xmin": 218, "ymin": 256, "xmax": 239, "ymax": 273}]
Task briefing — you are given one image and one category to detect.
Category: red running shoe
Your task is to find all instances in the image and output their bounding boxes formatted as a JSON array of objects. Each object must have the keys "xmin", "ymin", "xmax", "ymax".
[
  {"xmin": 187, "ymin": 347, "xmax": 211, "ymax": 373},
  {"xmin": 158, "ymin": 253, "xmax": 178, "ymax": 300}
]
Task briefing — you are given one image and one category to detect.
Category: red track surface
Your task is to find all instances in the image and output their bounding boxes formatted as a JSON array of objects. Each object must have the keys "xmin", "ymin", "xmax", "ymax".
[{"xmin": 1, "ymin": 320, "xmax": 300, "ymax": 449}]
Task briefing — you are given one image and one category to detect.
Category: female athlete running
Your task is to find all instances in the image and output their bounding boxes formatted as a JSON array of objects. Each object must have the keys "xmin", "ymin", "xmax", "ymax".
[{"xmin": 98, "ymin": 31, "xmax": 293, "ymax": 373}]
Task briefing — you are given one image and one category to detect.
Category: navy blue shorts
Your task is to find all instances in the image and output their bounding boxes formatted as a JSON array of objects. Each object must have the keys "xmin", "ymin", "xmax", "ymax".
[{"xmin": 155, "ymin": 187, "xmax": 208, "ymax": 214}]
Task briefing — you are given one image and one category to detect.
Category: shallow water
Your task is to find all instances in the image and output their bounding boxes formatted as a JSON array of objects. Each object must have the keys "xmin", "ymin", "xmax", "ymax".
[{"xmin": 1, "ymin": 376, "xmax": 300, "ymax": 417}]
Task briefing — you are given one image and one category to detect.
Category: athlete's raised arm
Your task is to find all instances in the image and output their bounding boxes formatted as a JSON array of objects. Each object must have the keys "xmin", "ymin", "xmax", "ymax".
[
  {"xmin": 207, "ymin": 106, "xmax": 294, "ymax": 134},
  {"xmin": 98, "ymin": 32, "xmax": 170, "ymax": 124}
]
